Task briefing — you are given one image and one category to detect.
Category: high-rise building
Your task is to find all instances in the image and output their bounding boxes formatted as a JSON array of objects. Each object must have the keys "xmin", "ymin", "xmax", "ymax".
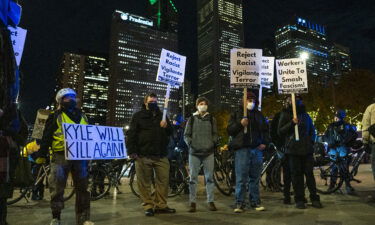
[
  {"xmin": 329, "ymin": 43, "xmax": 352, "ymax": 77},
  {"xmin": 197, "ymin": 0, "xmax": 244, "ymax": 111},
  {"xmin": 107, "ymin": 10, "xmax": 179, "ymax": 127},
  {"xmin": 56, "ymin": 52, "xmax": 109, "ymax": 125},
  {"xmin": 275, "ymin": 17, "xmax": 331, "ymax": 84}
]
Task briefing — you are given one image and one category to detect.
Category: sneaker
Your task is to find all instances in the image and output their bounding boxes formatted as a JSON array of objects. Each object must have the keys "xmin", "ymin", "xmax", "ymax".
[
  {"xmin": 233, "ymin": 204, "xmax": 244, "ymax": 213},
  {"xmin": 208, "ymin": 202, "xmax": 217, "ymax": 211},
  {"xmin": 145, "ymin": 208, "xmax": 154, "ymax": 217},
  {"xmin": 50, "ymin": 219, "xmax": 61, "ymax": 225},
  {"xmin": 311, "ymin": 200, "xmax": 323, "ymax": 208},
  {"xmin": 251, "ymin": 203, "xmax": 265, "ymax": 211},
  {"xmin": 154, "ymin": 207, "xmax": 176, "ymax": 214},
  {"xmin": 346, "ymin": 186, "xmax": 355, "ymax": 195},
  {"xmin": 188, "ymin": 202, "xmax": 196, "ymax": 213},
  {"xmin": 295, "ymin": 201, "xmax": 306, "ymax": 209},
  {"xmin": 83, "ymin": 221, "xmax": 95, "ymax": 225}
]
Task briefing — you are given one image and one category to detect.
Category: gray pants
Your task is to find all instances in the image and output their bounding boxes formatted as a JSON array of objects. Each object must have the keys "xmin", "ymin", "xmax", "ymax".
[
  {"xmin": 189, "ymin": 154, "xmax": 215, "ymax": 203},
  {"xmin": 49, "ymin": 152, "xmax": 90, "ymax": 225}
]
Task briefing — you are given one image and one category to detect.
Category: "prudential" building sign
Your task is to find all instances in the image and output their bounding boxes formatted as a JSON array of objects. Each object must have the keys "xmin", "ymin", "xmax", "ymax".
[{"xmin": 116, "ymin": 10, "xmax": 154, "ymax": 27}]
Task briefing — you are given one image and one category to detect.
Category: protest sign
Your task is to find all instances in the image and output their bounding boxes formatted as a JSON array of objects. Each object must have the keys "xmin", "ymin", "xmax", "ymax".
[
  {"xmin": 31, "ymin": 109, "xmax": 52, "ymax": 139},
  {"xmin": 62, "ymin": 124, "xmax": 127, "ymax": 160},
  {"xmin": 156, "ymin": 49, "xmax": 187, "ymax": 121},
  {"xmin": 156, "ymin": 48, "xmax": 186, "ymax": 87},
  {"xmin": 276, "ymin": 58, "xmax": 308, "ymax": 94},
  {"xmin": 258, "ymin": 56, "xmax": 275, "ymax": 111},
  {"xmin": 230, "ymin": 48, "xmax": 262, "ymax": 89},
  {"xmin": 8, "ymin": 26, "xmax": 27, "ymax": 66},
  {"xmin": 276, "ymin": 58, "xmax": 308, "ymax": 141}
]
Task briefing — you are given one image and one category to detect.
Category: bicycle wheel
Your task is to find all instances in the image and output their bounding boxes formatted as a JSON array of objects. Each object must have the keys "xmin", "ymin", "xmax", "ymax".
[
  {"xmin": 313, "ymin": 164, "xmax": 344, "ymax": 194},
  {"xmin": 213, "ymin": 156, "xmax": 234, "ymax": 196},
  {"xmin": 7, "ymin": 187, "xmax": 30, "ymax": 205},
  {"xmin": 271, "ymin": 161, "xmax": 283, "ymax": 192},
  {"xmin": 88, "ymin": 167, "xmax": 111, "ymax": 201},
  {"xmin": 63, "ymin": 172, "xmax": 76, "ymax": 201},
  {"xmin": 168, "ymin": 166, "xmax": 188, "ymax": 197}
]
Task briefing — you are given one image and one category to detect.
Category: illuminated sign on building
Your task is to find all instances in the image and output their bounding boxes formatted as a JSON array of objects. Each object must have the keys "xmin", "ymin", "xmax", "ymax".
[{"xmin": 116, "ymin": 10, "xmax": 154, "ymax": 27}]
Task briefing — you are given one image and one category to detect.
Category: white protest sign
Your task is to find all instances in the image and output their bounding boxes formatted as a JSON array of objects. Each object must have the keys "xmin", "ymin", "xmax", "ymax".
[
  {"xmin": 31, "ymin": 109, "xmax": 52, "ymax": 139},
  {"xmin": 230, "ymin": 48, "xmax": 262, "ymax": 89},
  {"xmin": 62, "ymin": 124, "xmax": 127, "ymax": 160},
  {"xmin": 156, "ymin": 48, "xmax": 186, "ymax": 87},
  {"xmin": 8, "ymin": 26, "xmax": 27, "ymax": 66},
  {"xmin": 276, "ymin": 58, "xmax": 308, "ymax": 94},
  {"xmin": 260, "ymin": 56, "xmax": 275, "ymax": 88}
]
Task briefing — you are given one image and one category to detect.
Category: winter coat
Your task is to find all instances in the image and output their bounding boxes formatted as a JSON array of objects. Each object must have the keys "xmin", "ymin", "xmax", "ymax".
[
  {"xmin": 184, "ymin": 112, "xmax": 218, "ymax": 157},
  {"xmin": 323, "ymin": 121, "xmax": 357, "ymax": 148},
  {"xmin": 227, "ymin": 107, "xmax": 270, "ymax": 151},
  {"xmin": 126, "ymin": 106, "xmax": 172, "ymax": 157},
  {"xmin": 278, "ymin": 105, "xmax": 316, "ymax": 155},
  {"xmin": 362, "ymin": 103, "xmax": 375, "ymax": 144}
]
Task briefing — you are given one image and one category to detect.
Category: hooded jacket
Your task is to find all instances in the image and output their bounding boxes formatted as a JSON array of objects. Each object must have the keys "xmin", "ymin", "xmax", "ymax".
[
  {"xmin": 126, "ymin": 105, "xmax": 172, "ymax": 157},
  {"xmin": 227, "ymin": 106, "xmax": 269, "ymax": 151},
  {"xmin": 278, "ymin": 104, "xmax": 316, "ymax": 155},
  {"xmin": 323, "ymin": 120, "xmax": 357, "ymax": 148},
  {"xmin": 184, "ymin": 111, "xmax": 218, "ymax": 157}
]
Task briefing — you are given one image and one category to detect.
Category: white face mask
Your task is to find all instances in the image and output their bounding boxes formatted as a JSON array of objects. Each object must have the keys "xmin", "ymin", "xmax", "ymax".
[
  {"xmin": 197, "ymin": 105, "xmax": 208, "ymax": 112},
  {"xmin": 247, "ymin": 102, "xmax": 255, "ymax": 110}
]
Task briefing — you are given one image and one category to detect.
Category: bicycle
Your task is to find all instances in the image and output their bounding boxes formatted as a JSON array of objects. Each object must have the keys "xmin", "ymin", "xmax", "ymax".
[
  {"xmin": 313, "ymin": 142, "xmax": 367, "ymax": 194},
  {"xmin": 213, "ymin": 145, "xmax": 235, "ymax": 196},
  {"xmin": 7, "ymin": 163, "xmax": 75, "ymax": 205}
]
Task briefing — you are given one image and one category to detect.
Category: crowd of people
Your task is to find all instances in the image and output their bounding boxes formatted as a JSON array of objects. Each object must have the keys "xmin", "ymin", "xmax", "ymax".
[{"xmin": 1, "ymin": 88, "xmax": 375, "ymax": 225}]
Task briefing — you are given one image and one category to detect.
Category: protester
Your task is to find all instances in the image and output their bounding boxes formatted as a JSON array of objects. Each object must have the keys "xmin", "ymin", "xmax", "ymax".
[
  {"xmin": 126, "ymin": 93, "xmax": 176, "ymax": 216},
  {"xmin": 184, "ymin": 97, "xmax": 218, "ymax": 212},
  {"xmin": 324, "ymin": 109, "xmax": 357, "ymax": 194},
  {"xmin": 0, "ymin": 104, "xmax": 28, "ymax": 225},
  {"xmin": 228, "ymin": 91, "xmax": 269, "ymax": 213},
  {"xmin": 36, "ymin": 88, "xmax": 93, "ymax": 225},
  {"xmin": 362, "ymin": 100, "xmax": 375, "ymax": 200},
  {"xmin": 278, "ymin": 95, "xmax": 322, "ymax": 209}
]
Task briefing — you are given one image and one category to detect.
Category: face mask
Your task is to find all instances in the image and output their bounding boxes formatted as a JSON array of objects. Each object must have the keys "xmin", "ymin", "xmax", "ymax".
[
  {"xmin": 247, "ymin": 102, "xmax": 255, "ymax": 110},
  {"xmin": 61, "ymin": 100, "xmax": 76, "ymax": 110},
  {"xmin": 148, "ymin": 102, "xmax": 158, "ymax": 111},
  {"xmin": 197, "ymin": 105, "xmax": 207, "ymax": 112}
]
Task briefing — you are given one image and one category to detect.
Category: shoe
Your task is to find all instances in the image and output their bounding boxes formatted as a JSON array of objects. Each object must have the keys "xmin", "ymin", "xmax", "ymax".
[
  {"xmin": 155, "ymin": 207, "xmax": 176, "ymax": 214},
  {"xmin": 251, "ymin": 203, "xmax": 265, "ymax": 211},
  {"xmin": 295, "ymin": 201, "xmax": 306, "ymax": 209},
  {"xmin": 144, "ymin": 208, "xmax": 154, "ymax": 217},
  {"xmin": 50, "ymin": 219, "xmax": 61, "ymax": 225},
  {"xmin": 188, "ymin": 202, "xmax": 196, "ymax": 213},
  {"xmin": 83, "ymin": 221, "xmax": 95, "ymax": 225},
  {"xmin": 311, "ymin": 200, "xmax": 323, "ymax": 208},
  {"xmin": 233, "ymin": 204, "xmax": 244, "ymax": 213},
  {"xmin": 208, "ymin": 202, "xmax": 217, "ymax": 211},
  {"xmin": 283, "ymin": 198, "xmax": 291, "ymax": 205},
  {"xmin": 346, "ymin": 186, "xmax": 355, "ymax": 195}
]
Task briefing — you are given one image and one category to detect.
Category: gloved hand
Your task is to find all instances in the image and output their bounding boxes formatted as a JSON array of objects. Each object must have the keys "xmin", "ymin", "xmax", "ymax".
[{"xmin": 35, "ymin": 157, "xmax": 46, "ymax": 164}]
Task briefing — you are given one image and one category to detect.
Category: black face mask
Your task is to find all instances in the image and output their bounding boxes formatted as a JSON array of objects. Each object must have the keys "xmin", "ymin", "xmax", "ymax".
[
  {"xmin": 61, "ymin": 100, "xmax": 76, "ymax": 110},
  {"xmin": 148, "ymin": 102, "xmax": 158, "ymax": 111}
]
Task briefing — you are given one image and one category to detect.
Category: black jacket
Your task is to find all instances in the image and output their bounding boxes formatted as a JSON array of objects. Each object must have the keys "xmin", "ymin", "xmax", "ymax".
[
  {"xmin": 278, "ymin": 105, "xmax": 316, "ymax": 155},
  {"xmin": 126, "ymin": 106, "xmax": 172, "ymax": 157},
  {"xmin": 227, "ymin": 107, "xmax": 269, "ymax": 151},
  {"xmin": 323, "ymin": 121, "xmax": 357, "ymax": 148}
]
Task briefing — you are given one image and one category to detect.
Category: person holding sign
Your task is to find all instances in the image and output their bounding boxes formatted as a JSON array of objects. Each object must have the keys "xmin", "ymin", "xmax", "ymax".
[
  {"xmin": 227, "ymin": 92, "xmax": 269, "ymax": 213},
  {"xmin": 36, "ymin": 88, "xmax": 93, "ymax": 225},
  {"xmin": 278, "ymin": 96, "xmax": 322, "ymax": 209},
  {"xmin": 126, "ymin": 93, "xmax": 175, "ymax": 217},
  {"xmin": 184, "ymin": 97, "xmax": 219, "ymax": 212}
]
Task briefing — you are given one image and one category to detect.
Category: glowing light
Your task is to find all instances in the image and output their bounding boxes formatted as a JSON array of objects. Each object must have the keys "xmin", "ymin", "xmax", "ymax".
[{"xmin": 299, "ymin": 52, "xmax": 309, "ymax": 60}]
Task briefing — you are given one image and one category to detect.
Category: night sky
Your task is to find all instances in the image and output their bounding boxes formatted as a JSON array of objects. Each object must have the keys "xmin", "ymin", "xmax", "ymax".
[{"xmin": 18, "ymin": 0, "xmax": 375, "ymax": 122}]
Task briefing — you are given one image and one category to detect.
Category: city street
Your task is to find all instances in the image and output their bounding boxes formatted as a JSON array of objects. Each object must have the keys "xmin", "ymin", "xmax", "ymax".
[{"xmin": 7, "ymin": 164, "xmax": 375, "ymax": 225}]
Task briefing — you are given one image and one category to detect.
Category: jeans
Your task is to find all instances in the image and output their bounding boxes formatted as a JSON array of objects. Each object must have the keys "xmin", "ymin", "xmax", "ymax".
[
  {"xmin": 288, "ymin": 154, "xmax": 319, "ymax": 203},
  {"xmin": 234, "ymin": 147, "xmax": 263, "ymax": 205},
  {"xmin": 189, "ymin": 154, "xmax": 214, "ymax": 203}
]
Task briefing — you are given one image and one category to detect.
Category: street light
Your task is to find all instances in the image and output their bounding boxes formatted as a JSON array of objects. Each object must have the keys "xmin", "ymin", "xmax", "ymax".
[{"xmin": 299, "ymin": 52, "xmax": 309, "ymax": 60}]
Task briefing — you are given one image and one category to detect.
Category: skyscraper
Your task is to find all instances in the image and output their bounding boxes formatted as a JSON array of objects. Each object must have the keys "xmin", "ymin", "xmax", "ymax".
[
  {"xmin": 197, "ymin": 0, "xmax": 244, "ymax": 111},
  {"xmin": 56, "ymin": 52, "xmax": 109, "ymax": 125},
  {"xmin": 275, "ymin": 17, "xmax": 331, "ymax": 84},
  {"xmin": 107, "ymin": 10, "xmax": 179, "ymax": 127},
  {"xmin": 329, "ymin": 43, "xmax": 352, "ymax": 77}
]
